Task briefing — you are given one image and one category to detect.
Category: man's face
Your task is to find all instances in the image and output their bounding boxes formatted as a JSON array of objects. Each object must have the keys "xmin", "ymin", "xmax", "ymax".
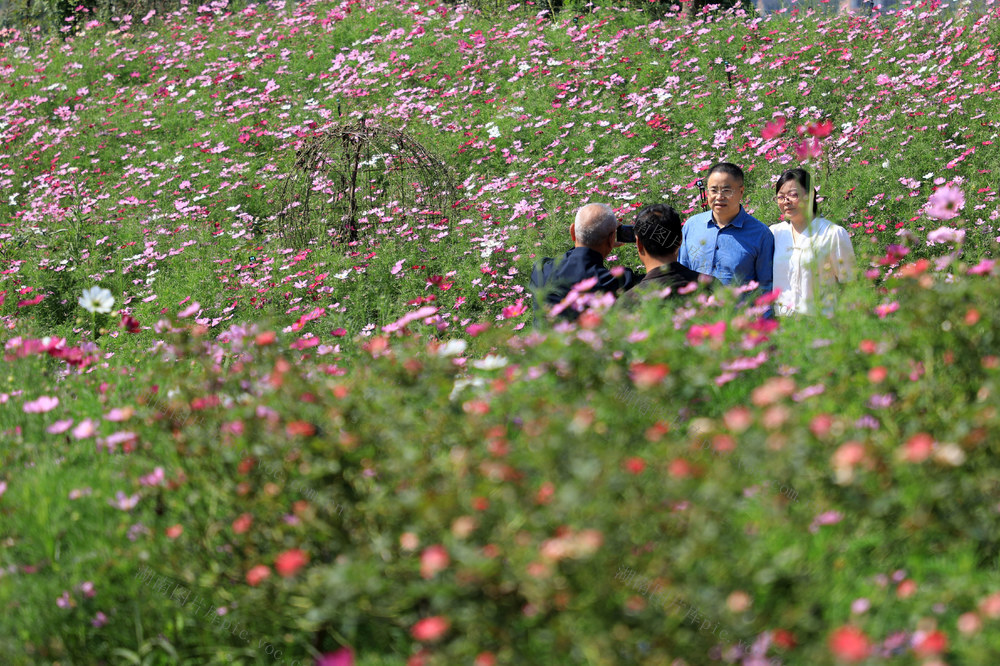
[{"xmin": 706, "ymin": 172, "xmax": 744, "ymax": 222}]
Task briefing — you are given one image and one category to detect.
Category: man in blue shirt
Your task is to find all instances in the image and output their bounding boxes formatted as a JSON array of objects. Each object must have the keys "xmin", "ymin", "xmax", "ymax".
[
  {"xmin": 679, "ymin": 163, "xmax": 774, "ymax": 294},
  {"xmin": 530, "ymin": 203, "xmax": 640, "ymax": 322}
]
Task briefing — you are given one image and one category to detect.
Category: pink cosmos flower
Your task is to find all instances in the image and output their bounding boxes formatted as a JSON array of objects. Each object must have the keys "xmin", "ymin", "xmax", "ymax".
[
  {"xmin": 246, "ymin": 564, "xmax": 271, "ymax": 586},
  {"xmin": 47, "ymin": 419, "xmax": 74, "ymax": 434},
  {"xmin": 420, "ymin": 545, "xmax": 450, "ymax": 579},
  {"xmin": 926, "ymin": 185, "xmax": 964, "ymax": 220},
  {"xmin": 411, "ymin": 616, "xmax": 450, "ymax": 642},
  {"xmin": 969, "ymin": 259, "xmax": 996, "ymax": 275},
  {"xmin": 316, "ymin": 648, "xmax": 354, "ymax": 666},
  {"xmin": 874, "ymin": 302, "xmax": 900, "ymax": 319},
  {"xmin": 501, "ymin": 299, "xmax": 527, "ymax": 319},
  {"xmin": 761, "ymin": 117, "xmax": 786, "ymax": 140},
  {"xmin": 795, "ymin": 138, "xmax": 822, "ymax": 161},
  {"xmin": 809, "ymin": 511, "xmax": 844, "ymax": 534},
  {"xmin": 110, "ymin": 491, "xmax": 139, "ymax": 511},
  {"xmin": 24, "ymin": 396, "xmax": 59, "ymax": 413},
  {"xmin": 73, "ymin": 419, "xmax": 98, "ymax": 440},
  {"xmin": 91, "ymin": 611, "xmax": 108, "ymax": 628},
  {"xmin": 926, "ymin": 226, "xmax": 965, "ymax": 245},
  {"xmin": 178, "ymin": 301, "xmax": 201, "ymax": 318},
  {"xmin": 687, "ymin": 321, "xmax": 726, "ymax": 346}
]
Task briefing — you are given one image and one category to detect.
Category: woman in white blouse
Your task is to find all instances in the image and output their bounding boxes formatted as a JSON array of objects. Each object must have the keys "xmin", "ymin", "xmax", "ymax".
[{"xmin": 770, "ymin": 168, "xmax": 856, "ymax": 316}]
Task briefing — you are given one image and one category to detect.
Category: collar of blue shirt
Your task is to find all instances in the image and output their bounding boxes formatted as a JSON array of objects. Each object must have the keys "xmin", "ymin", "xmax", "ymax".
[{"xmin": 707, "ymin": 205, "xmax": 749, "ymax": 229}]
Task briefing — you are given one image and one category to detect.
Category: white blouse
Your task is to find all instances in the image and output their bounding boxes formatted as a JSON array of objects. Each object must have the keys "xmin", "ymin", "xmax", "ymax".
[{"xmin": 770, "ymin": 217, "xmax": 856, "ymax": 316}]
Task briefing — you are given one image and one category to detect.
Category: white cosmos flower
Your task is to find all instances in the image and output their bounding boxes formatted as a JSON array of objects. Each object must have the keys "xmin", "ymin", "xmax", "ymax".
[
  {"xmin": 472, "ymin": 354, "xmax": 508, "ymax": 370},
  {"xmin": 437, "ymin": 339, "xmax": 467, "ymax": 357},
  {"xmin": 78, "ymin": 286, "xmax": 114, "ymax": 314}
]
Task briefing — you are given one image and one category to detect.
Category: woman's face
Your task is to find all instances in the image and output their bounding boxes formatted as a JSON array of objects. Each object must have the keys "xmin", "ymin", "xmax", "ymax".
[{"xmin": 776, "ymin": 180, "xmax": 808, "ymax": 221}]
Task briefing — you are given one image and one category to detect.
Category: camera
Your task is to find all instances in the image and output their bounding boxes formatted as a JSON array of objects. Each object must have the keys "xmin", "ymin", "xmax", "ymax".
[{"xmin": 616, "ymin": 225, "xmax": 636, "ymax": 243}]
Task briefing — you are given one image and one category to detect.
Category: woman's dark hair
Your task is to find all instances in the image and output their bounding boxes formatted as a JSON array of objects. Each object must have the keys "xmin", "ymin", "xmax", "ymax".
[{"xmin": 775, "ymin": 168, "xmax": 819, "ymax": 215}]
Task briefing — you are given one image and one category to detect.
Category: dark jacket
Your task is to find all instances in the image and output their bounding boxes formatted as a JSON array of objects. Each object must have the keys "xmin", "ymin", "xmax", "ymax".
[
  {"xmin": 616, "ymin": 262, "xmax": 709, "ymax": 310},
  {"xmin": 530, "ymin": 247, "xmax": 639, "ymax": 322}
]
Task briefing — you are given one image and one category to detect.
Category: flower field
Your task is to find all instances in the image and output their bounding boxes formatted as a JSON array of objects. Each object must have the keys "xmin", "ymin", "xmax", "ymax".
[{"xmin": 2, "ymin": 0, "xmax": 1000, "ymax": 664}]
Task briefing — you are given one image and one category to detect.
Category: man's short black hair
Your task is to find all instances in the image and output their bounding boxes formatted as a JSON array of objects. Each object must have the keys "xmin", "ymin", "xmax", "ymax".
[
  {"xmin": 634, "ymin": 204, "xmax": 682, "ymax": 258},
  {"xmin": 706, "ymin": 162, "xmax": 745, "ymax": 185}
]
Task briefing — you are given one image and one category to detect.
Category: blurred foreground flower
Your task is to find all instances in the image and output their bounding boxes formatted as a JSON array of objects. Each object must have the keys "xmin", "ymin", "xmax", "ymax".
[
  {"xmin": 926, "ymin": 185, "xmax": 964, "ymax": 221},
  {"xmin": 411, "ymin": 616, "xmax": 450, "ymax": 642},
  {"xmin": 79, "ymin": 286, "xmax": 114, "ymax": 314},
  {"xmin": 275, "ymin": 549, "xmax": 309, "ymax": 577},
  {"xmin": 316, "ymin": 647, "xmax": 354, "ymax": 666},
  {"xmin": 926, "ymin": 226, "xmax": 965, "ymax": 245},
  {"xmin": 829, "ymin": 626, "xmax": 870, "ymax": 662}
]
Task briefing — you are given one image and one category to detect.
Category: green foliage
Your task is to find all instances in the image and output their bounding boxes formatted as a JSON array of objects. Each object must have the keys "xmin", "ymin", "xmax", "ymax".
[{"xmin": 4, "ymin": 267, "xmax": 1000, "ymax": 663}]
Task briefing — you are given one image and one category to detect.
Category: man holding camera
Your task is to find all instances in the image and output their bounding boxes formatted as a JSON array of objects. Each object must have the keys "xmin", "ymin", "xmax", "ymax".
[
  {"xmin": 616, "ymin": 204, "xmax": 709, "ymax": 310},
  {"xmin": 530, "ymin": 203, "xmax": 640, "ymax": 322}
]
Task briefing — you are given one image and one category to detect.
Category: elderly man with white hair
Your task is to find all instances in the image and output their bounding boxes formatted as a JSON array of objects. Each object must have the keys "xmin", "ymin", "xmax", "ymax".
[{"xmin": 529, "ymin": 203, "xmax": 640, "ymax": 322}]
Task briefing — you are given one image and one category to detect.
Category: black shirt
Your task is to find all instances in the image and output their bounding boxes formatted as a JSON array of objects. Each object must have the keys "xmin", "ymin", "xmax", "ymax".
[
  {"xmin": 616, "ymin": 262, "xmax": 709, "ymax": 310},
  {"xmin": 530, "ymin": 247, "xmax": 639, "ymax": 322}
]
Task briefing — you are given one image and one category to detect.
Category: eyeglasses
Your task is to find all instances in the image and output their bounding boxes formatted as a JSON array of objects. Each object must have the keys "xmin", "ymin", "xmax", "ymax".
[
  {"xmin": 707, "ymin": 188, "xmax": 736, "ymax": 198},
  {"xmin": 774, "ymin": 192, "xmax": 801, "ymax": 203}
]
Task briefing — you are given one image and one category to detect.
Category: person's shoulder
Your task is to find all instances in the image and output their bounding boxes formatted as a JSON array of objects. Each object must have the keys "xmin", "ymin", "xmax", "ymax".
[
  {"xmin": 742, "ymin": 209, "xmax": 772, "ymax": 230},
  {"xmin": 684, "ymin": 210, "xmax": 712, "ymax": 226},
  {"xmin": 822, "ymin": 219, "xmax": 851, "ymax": 236}
]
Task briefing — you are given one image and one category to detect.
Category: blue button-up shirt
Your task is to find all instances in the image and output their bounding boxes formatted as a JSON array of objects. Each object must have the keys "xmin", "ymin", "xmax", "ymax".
[{"xmin": 678, "ymin": 206, "xmax": 774, "ymax": 293}]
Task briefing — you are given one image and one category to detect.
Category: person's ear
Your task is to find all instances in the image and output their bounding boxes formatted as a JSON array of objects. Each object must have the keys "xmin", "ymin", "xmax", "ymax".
[
  {"xmin": 636, "ymin": 237, "xmax": 646, "ymax": 257},
  {"xmin": 569, "ymin": 222, "xmax": 576, "ymax": 242}
]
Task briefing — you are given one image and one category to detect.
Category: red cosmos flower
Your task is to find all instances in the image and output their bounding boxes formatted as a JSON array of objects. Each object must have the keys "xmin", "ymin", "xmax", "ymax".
[
  {"xmin": 629, "ymin": 362, "xmax": 669, "ymax": 388},
  {"xmin": 901, "ymin": 432, "xmax": 935, "ymax": 463},
  {"xmin": 809, "ymin": 414, "xmax": 833, "ymax": 438},
  {"xmin": 120, "ymin": 314, "xmax": 140, "ymax": 333},
  {"xmin": 474, "ymin": 653, "xmax": 496, "ymax": 666},
  {"xmin": 165, "ymin": 524, "xmax": 183, "ymax": 539},
  {"xmin": 275, "ymin": 549, "xmax": 309, "ymax": 577},
  {"xmin": 773, "ymin": 628, "xmax": 797, "ymax": 649},
  {"xmin": 232, "ymin": 513, "xmax": 253, "ymax": 534},
  {"xmin": 828, "ymin": 626, "xmax": 870, "ymax": 662},
  {"xmin": 762, "ymin": 117, "xmax": 786, "ymax": 139},
  {"xmin": 420, "ymin": 545, "xmax": 450, "ymax": 579},
  {"xmin": 623, "ymin": 457, "xmax": 646, "ymax": 475},
  {"xmin": 914, "ymin": 630, "xmax": 948, "ymax": 656},
  {"xmin": 246, "ymin": 564, "xmax": 271, "ymax": 586},
  {"xmin": 807, "ymin": 120, "xmax": 834, "ymax": 138},
  {"xmin": 411, "ymin": 616, "xmax": 450, "ymax": 642},
  {"xmin": 667, "ymin": 458, "xmax": 697, "ymax": 479}
]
